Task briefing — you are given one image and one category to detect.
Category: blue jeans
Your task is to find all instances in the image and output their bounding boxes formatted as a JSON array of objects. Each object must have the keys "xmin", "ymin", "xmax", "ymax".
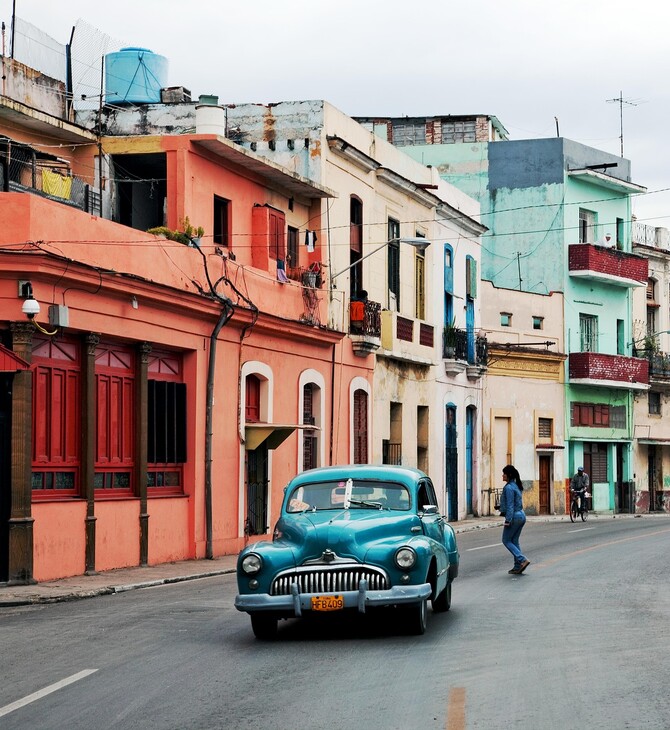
[{"xmin": 502, "ymin": 513, "xmax": 527, "ymax": 566}]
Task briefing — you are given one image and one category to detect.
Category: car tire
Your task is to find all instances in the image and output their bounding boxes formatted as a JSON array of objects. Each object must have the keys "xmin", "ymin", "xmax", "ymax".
[
  {"xmin": 405, "ymin": 598, "xmax": 428, "ymax": 635},
  {"xmin": 432, "ymin": 581, "xmax": 451, "ymax": 613},
  {"xmin": 250, "ymin": 613, "xmax": 278, "ymax": 640}
]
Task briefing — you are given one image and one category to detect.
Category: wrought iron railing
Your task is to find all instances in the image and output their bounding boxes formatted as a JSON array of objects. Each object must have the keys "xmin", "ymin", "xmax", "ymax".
[
  {"xmin": 349, "ymin": 299, "xmax": 381, "ymax": 337},
  {"xmin": 443, "ymin": 327, "xmax": 488, "ymax": 366}
]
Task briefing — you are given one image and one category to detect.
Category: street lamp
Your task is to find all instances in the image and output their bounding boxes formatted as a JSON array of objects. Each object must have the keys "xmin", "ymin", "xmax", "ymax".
[{"xmin": 330, "ymin": 237, "xmax": 431, "ymax": 285}]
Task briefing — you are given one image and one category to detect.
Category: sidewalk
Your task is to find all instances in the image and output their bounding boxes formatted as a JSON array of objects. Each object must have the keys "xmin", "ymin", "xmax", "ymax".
[{"xmin": 0, "ymin": 513, "xmax": 644, "ymax": 607}]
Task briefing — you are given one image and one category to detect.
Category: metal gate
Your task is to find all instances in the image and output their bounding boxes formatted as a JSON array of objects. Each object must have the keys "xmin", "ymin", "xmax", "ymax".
[{"xmin": 246, "ymin": 445, "xmax": 268, "ymax": 535}]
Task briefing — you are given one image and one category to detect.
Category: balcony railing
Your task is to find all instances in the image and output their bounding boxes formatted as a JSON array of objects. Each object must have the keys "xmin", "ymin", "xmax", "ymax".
[
  {"xmin": 636, "ymin": 351, "xmax": 670, "ymax": 386},
  {"xmin": 568, "ymin": 244, "xmax": 648, "ymax": 287},
  {"xmin": 349, "ymin": 299, "xmax": 381, "ymax": 337},
  {"xmin": 443, "ymin": 327, "xmax": 488, "ymax": 366},
  {"xmin": 1, "ymin": 138, "xmax": 101, "ymax": 216},
  {"xmin": 349, "ymin": 299, "xmax": 381, "ymax": 357},
  {"xmin": 569, "ymin": 352, "xmax": 649, "ymax": 388}
]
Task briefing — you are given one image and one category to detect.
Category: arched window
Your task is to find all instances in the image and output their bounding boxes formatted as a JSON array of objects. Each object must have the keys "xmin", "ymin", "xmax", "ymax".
[
  {"xmin": 353, "ymin": 388, "xmax": 368, "ymax": 464},
  {"xmin": 303, "ymin": 382, "xmax": 319, "ymax": 470}
]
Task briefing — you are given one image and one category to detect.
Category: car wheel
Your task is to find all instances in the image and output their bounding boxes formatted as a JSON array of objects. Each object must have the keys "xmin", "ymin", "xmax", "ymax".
[
  {"xmin": 432, "ymin": 581, "xmax": 452, "ymax": 613},
  {"xmin": 250, "ymin": 613, "xmax": 278, "ymax": 641},
  {"xmin": 405, "ymin": 598, "xmax": 428, "ymax": 635}
]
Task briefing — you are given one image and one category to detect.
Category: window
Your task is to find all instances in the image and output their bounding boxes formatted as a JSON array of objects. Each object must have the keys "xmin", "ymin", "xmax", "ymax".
[
  {"xmin": 350, "ymin": 196, "xmax": 363, "ymax": 298},
  {"xmin": 610, "ymin": 406, "xmax": 626, "ymax": 429},
  {"xmin": 532, "ymin": 316, "xmax": 544, "ymax": 330},
  {"xmin": 415, "ymin": 244, "xmax": 426, "ymax": 320},
  {"xmin": 213, "ymin": 195, "xmax": 230, "ymax": 247},
  {"xmin": 578, "ymin": 208, "xmax": 596, "ymax": 243},
  {"xmin": 353, "ymin": 389, "xmax": 368, "ymax": 464},
  {"xmin": 617, "ymin": 320, "xmax": 625, "ymax": 355},
  {"xmin": 538, "ymin": 417, "xmax": 553, "ymax": 440},
  {"xmin": 571, "ymin": 402, "xmax": 611, "ymax": 427},
  {"xmin": 94, "ymin": 343, "xmax": 135, "ymax": 493},
  {"xmin": 147, "ymin": 350, "xmax": 186, "ymax": 494},
  {"xmin": 442, "ymin": 120, "xmax": 476, "ymax": 143},
  {"xmin": 580, "ymin": 314, "xmax": 598, "ymax": 352},
  {"xmin": 649, "ymin": 392, "xmax": 661, "ymax": 416},
  {"xmin": 388, "ymin": 218, "xmax": 400, "ymax": 309},
  {"xmin": 268, "ymin": 207, "xmax": 285, "ymax": 261},
  {"xmin": 245, "ymin": 375, "xmax": 261, "ymax": 422},
  {"xmin": 302, "ymin": 383, "xmax": 319, "ymax": 471},
  {"xmin": 500, "ymin": 312, "xmax": 512, "ymax": 327},
  {"xmin": 31, "ymin": 337, "xmax": 81, "ymax": 496},
  {"xmin": 392, "ymin": 121, "xmax": 426, "ymax": 146},
  {"xmin": 287, "ymin": 226, "xmax": 299, "ymax": 271},
  {"xmin": 616, "ymin": 217, "xmax": 624, "ymax": 248}
]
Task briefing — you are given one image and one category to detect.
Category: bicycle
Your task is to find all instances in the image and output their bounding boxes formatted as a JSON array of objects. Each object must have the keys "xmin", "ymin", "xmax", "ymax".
[{"xmin": 569, "ymin": 489, "xmax": 590, "ymax": 522}]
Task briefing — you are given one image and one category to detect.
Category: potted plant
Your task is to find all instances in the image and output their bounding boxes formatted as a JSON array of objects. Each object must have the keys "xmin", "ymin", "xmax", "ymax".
[
  {"xmin": 147, "ymin": 216, "xmax": 205, "ymax": 247},
  {"xmin": 444, "ymin": 319, "xmax": 458, "ymax": 358}
]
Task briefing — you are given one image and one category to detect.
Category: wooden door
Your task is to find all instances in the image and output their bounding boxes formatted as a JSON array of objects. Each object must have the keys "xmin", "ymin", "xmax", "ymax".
[{"xmin": 539, "ymin": 455, "xmax": 551, "ymax": 515}]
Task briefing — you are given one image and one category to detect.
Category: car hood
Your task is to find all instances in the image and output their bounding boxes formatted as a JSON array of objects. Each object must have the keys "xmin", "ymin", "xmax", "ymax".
[{"xmin": 276, "ymin": 509, "xmax": 422, "ymax": 564}]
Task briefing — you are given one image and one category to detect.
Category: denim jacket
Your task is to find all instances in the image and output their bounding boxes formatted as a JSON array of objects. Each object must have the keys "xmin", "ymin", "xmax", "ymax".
[{"xmin": 499, "ymin": 480, "xmax": 524, "ymax": 520}]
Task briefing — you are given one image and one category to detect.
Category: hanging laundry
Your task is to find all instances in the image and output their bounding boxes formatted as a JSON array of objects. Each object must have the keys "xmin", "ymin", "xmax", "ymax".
[
  {"xmin": 276, "ymin": 259, "xmax": 290, "ymax": 283},
  {"xmin": 42, "ymin": 169, "xmax": 72, "ymax": 199},
  {"xmin": 305, "ymin": 230, "xmax": 317, "ymax": 253}
]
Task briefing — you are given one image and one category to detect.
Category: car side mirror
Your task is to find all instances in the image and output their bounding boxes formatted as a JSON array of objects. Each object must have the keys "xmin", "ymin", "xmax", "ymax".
[{"xmin": 421, "ymin": 505, "xmax": 439, "ymax": 515}]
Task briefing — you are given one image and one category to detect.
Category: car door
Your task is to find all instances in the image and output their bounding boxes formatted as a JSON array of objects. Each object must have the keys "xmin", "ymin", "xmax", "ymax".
[{"xmin": 417, "ymin": 479, "xmax": 448, "ymax": 582}]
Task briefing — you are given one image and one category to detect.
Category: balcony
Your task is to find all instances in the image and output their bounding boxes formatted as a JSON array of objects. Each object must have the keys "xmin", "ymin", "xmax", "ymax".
[
  {"xmin": 1, "ymin": 137, "xmax": 101, "ymax": 216},
  {"xmin": 349, "ymin": 299, "xmax": 381, "ymax": 357},
  {"xmin": 638, "ymin": 351, "xmax": 670, "ymax": 389},
  {"xmin": 379, "ymin": 311, "xmax": 434, "ymax": 365},
  {"xmin": 443, "ymin": 327, "xmax": 488, "ymax": 379},
  {"xmin": 568, "ymin": 244, "xmax": 647, "ymax": 287},
  {"xmin": 569, "ymin": 352, "xmax": 649, "ymax": 390}
]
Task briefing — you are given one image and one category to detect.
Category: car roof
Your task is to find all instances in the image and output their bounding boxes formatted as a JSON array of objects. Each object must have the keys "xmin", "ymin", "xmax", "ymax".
[{"xmin": 287, "ymin": 464, "xmax": 428, "ymax": 490}]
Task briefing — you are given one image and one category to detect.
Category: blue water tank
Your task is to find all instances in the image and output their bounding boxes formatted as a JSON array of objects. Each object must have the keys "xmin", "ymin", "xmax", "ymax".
[{"xmin": 105, "ymin": 47, "xmax": 168, "ymax": 104}]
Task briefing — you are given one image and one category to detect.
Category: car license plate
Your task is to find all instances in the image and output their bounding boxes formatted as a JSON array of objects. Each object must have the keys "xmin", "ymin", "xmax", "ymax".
[{"xmin": 311, "ymin": 595, "xmax": 344, "ymax": 611}]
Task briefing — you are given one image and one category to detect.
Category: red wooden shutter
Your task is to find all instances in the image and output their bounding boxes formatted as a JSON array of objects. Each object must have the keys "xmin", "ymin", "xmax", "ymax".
[{"xmin": 353, "ymin": 389, "xmax": 368, "ymax": 464}]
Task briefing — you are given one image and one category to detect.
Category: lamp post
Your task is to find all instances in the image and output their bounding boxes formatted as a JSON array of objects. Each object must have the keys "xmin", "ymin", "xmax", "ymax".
[{"xmin": 330, "ymin": 236, "xmax": 431, "ymax": 287}]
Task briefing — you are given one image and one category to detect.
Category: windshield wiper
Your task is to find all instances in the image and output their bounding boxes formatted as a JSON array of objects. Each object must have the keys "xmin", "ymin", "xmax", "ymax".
[{"xmin": 348, "ymin": 499, "xmax": 383, "ymax": 510}]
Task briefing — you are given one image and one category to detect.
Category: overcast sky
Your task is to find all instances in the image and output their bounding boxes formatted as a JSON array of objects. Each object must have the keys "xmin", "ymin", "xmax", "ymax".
[{"xmin": 4, "ymin": 0, "xmax": 670, "ymax": 229}]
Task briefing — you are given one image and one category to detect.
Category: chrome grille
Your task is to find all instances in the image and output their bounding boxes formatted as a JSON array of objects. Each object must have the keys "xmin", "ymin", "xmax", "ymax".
[{"xmin": 271, "ymin": 566, "xmax": 389, "ymax": 595}]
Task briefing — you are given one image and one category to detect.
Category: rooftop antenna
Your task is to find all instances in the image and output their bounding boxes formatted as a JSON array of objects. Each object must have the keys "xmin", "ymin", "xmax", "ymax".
[{"xmin": 606, "ymin": 91, "xmax": 638, "ymax": 157}]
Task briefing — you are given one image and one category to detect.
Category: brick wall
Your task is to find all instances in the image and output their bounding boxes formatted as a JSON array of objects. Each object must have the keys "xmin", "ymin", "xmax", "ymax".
[
  {"xmin": 569, "ymin": 352, "xmax": 649, "ymax": 384},
  {"xmin": 568, "ymin": 244, "xmax": 648, "ymax": 284}
]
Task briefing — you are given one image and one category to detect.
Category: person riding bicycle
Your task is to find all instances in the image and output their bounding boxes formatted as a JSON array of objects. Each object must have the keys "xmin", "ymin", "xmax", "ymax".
[{"xmin": 570, "ymin": 466, "xmax": 590, "ymax": 514}]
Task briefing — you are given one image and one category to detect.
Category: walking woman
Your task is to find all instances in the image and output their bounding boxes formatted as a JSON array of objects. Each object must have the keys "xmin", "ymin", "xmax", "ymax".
[{"xmin": 499, "ymin": 464, "xmax": 530, "ymax": 574}]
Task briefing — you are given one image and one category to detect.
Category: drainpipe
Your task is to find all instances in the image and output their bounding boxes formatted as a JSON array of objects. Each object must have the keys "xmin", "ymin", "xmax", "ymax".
[{"xmin": 205, "ymin": 301, "xmax": 234, "ymax": 559}]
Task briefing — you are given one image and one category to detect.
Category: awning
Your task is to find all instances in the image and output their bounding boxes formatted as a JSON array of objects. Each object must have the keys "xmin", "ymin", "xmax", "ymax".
[
  {"xmin": 638, "ymin": 439, "xmax": 670, "ymax": 446},
  {"xmin": 0, "ymin": 343, "xmax": 29, "ymax": 372},
  {"xmin": 244, "ymin": 423, "xmax": 320, "ymax": 451}
]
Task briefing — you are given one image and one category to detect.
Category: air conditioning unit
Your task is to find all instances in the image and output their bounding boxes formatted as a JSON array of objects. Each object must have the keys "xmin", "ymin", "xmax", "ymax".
[{"xmin": 388, "ymin": 291, "xmax": 397, "ymax": 312}]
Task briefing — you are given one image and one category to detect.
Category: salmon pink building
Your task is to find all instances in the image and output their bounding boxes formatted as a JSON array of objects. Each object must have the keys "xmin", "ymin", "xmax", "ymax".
[{"xmin": 0, "ymin": 56, "xmax": 376, "ymax": 583}]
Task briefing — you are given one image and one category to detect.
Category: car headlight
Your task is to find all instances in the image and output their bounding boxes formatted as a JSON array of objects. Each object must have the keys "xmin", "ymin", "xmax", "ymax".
[
  {"xmin": 241, "ymin": 553, "xmax": 263, "ymax": 575},
  {"xmin": 394, "ymin": 547, "xmax": 417, "ymax": 570}
]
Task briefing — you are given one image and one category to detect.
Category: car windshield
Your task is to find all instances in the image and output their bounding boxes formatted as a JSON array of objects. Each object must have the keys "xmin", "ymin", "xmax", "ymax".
[{"xmin": 286, "ymin": 479, "xmax": 411, "ymax": 512}]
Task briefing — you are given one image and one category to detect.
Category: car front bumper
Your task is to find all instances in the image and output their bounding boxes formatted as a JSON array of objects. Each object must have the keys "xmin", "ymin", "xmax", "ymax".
[{"xmin": 235, "ymin": 581, "xmax": 432, "ymax": 616}]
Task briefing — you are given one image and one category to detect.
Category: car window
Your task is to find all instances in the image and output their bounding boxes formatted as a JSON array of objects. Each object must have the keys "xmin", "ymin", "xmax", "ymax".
[
  {"xmin": 417, "ymin": 480, "xmax": 438, "ymax": 510},
  {"xmin": 286, "ymin": 480, "xmax": 410, "ymax": 512}
]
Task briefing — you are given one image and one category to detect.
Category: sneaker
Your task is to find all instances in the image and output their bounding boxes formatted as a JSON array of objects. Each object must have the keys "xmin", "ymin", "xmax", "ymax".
[
  {"xmin": 508, "ymin": 567, "xmax": 521, "ymax": 574},
  {"xmin": 519, "ymin": 560, "xmax": 530, "ymax": 573}
]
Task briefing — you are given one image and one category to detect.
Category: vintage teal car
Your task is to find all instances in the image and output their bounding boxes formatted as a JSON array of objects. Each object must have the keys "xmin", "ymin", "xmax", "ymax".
[{"xmin": 234, "ymin": 464, "xmax": 459, "ymax": 639}]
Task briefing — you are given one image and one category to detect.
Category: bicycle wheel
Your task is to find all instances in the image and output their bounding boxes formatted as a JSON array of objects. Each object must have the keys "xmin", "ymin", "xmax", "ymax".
[
  {"xmin": 581, "ymin": 505, "xmax": 588, "ymax": 522},
  {"xmin": 570, "ymin": 500, "xmax": 578, "ymax": 523}
]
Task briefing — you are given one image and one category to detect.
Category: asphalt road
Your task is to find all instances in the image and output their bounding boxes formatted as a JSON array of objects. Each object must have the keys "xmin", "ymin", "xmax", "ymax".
[{"xmin": 1, "ymin": 516, "xmax": 669, "ymax": 730}]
